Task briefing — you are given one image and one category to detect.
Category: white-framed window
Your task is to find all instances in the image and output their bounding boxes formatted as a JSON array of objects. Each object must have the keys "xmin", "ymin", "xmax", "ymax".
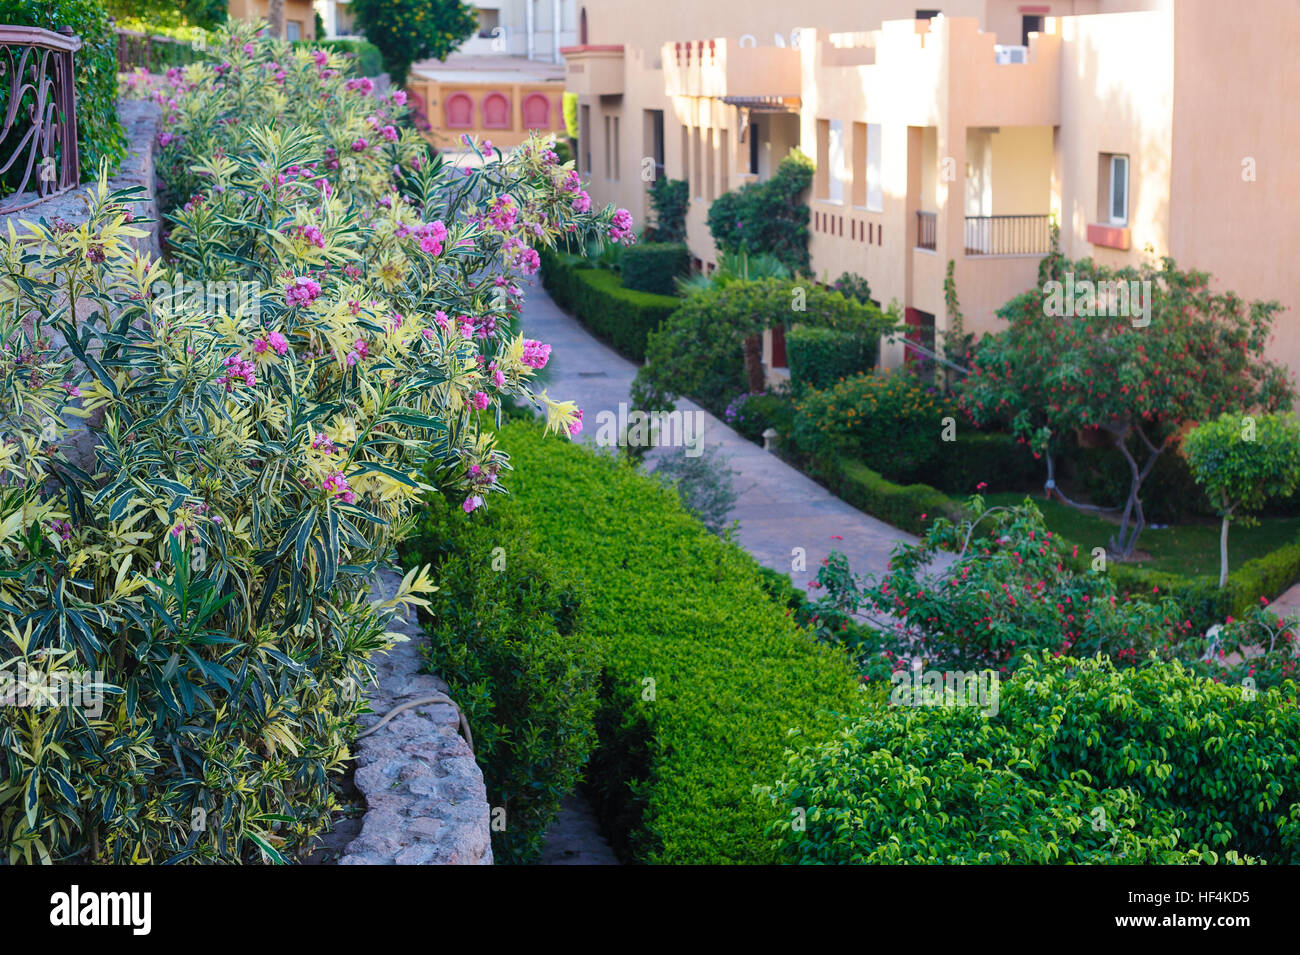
[
  {"xmin": 286, "ymin": 21, "xmax": 302, "ymax": 42},
  {"xmin": 866, "ymin": 123, "xmax": 883, "ymax": 212},
  {"xmin": 1108, "ymin": 154, "xmax": 1129, "ymax": 226},
  {"xmin": 827, "ymin": 119, "xmax": 845, "ymax": 203}
]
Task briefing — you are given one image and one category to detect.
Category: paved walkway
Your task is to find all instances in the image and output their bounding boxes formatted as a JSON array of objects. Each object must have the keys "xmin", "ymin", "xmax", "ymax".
[{"xmin": 519, "ymin": 279, "xmax": 929, "ymax": 594}]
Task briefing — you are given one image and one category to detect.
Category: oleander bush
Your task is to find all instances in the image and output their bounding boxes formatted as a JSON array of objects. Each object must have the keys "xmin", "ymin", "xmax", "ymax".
[
  {"xmin": 0, "ymin": 20, "xmax": 626, "ymax": 864},
  {"xmin": 294, "ymin": 39, "xmax": 384, "ymax": 78},
  {"xmin": 483, "ymin": 421, "xmax": 861, "ymax": 863},
  {"xmin": 766, "ymin": 653, "xmax": 1300, "ymax": 864},
  {"xmin": 399, "ymin": 492, "xmax": 600, "ymax": 865}
]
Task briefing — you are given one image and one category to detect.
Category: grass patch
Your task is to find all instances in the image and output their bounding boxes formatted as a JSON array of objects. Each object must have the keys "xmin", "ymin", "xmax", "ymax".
[{"xmin": 985, "ymin": 492, "xmax": 1300, "ymax": 578}]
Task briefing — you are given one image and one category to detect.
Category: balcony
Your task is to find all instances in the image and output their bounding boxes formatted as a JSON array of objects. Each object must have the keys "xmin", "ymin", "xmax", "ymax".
[
  {"xmin": 964, "ymin": 215, "xmax": 1051, "ymax": 256},
  {"xmin": 916, "ymin": 211, "xmax": 937, "ymax": 251},
  {"xmin": 662, "ymin": 38, "xmax": 800, "ymax": 100},
  {"xmin": 560, "ymin": 44, "xmax": 624, "ymax": 96}
]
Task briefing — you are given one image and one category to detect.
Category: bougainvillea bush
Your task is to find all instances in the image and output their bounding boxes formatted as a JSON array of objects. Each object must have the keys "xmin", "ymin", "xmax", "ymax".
[
  {"xmin": 765, "ymin": 654, "xmax": 1300, "ymax": 864},
  {"xmin": 0, "ymin": 21, "xmax": 629, "ymax": 864}
]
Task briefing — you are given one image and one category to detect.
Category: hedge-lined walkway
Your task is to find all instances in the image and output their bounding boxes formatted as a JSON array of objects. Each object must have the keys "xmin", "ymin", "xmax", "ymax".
[{"xmin": 519, "ymin": 280, "xmax": 944, "ymax": 591}]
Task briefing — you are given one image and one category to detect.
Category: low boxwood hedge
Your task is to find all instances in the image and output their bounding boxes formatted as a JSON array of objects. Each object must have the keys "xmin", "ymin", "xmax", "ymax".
[
  {"xmin": 927, "ymin": 431, "xmax": 1041, "ymax": 495},
  {"xmin": 620, "ymin": 242, "xmax": 689, "ymax": 295},
  {"xmin": 487, "ymin": 421, "xmax": 861, "ymax": 863},
  {"xmin": 398, "ymin": 494, "xmax": 601, "ymax": 864},
  {"xmin": 809, "ymin": 454, "xmax": 964, "ymax": 536},
  {"xmin": 538, "ymin": 248, "xmax": 680, "ymax": 361}
]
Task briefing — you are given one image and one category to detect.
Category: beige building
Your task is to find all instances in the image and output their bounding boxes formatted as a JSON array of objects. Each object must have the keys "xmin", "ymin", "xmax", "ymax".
[
  {"xmin": 227, "ymin": 0, "xmax": 318, "ymax": 41},
  {"xmin": 563, "ymin": 0, "xmax": 1300, "ymax": 377}
]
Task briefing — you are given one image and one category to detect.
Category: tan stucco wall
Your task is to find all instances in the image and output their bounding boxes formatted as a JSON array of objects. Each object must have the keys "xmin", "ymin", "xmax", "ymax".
[{"xmin": 228, "ymin": 0, "xmax": 318, "ymax": 39}]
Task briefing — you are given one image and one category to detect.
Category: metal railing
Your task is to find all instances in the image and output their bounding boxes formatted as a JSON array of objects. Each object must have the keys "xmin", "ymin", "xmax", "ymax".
[
  {"xmin": 916, "ymin": 210, "xmax": 936, "ymax": 250},
  {"xmin": 0, "ymin": 25, "xmax": 81, "ymax": 214},
  {"xmin": 964, "ymin": 214, "xmax": 1051, "ymax": 255},
  {"xmin": 116, "ymin": 28, "xmax": 205, "ymax": 73}
]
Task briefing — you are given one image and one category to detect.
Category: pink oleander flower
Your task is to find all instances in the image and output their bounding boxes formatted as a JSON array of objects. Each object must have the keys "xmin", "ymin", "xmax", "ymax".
[
  {"xmin": 313, "ymin": 50, "xmax": 329, "ymax": 67},
  {"xmin": 472, "ymin": 391, "xmax": 491, "ymax": 410},
  {"xmin": 158, "ymin": 131, "xmax": 175, "ymax": 147},
  {"xmin": 285, "ymin": 276, "xmax": 321, "ymax": 307},
  {"xmin": 562, "ymin": 170, "xmax": 581, "ymax": 192},
  {"xmin": 352, "ymin": 138, "xmax": 369, "ymax": 152},
  {"xmin": 463, "ymin": 495, "xmax": 484, "ymax": 514},
  {"xmin": 568, "ymin": 409, "xmax": 584, "ymax": 437},
  {"xmin": 343, "ymin": 264, "xmax": 362, "ymax": 279},
  {"xmin": 322, "ymin": 470, "xmax": 356, "ymax": 504},
  {"xmin": 521, "ymin": 339, "xmax": 551, "ymax": 369},
  {"xmin": 218, "ymin": 354, "xmax": 257, "ymax": 391},
  {"xmin": 312, "ymin": 432, "xmax": 338, "ymax": 454},
  {"xmin": 382, "ymin": 125, "xmax": 398, "ymax": 142},
  {"xmin": 393, "ymin": 90, "xmax": 407, "ymax": 105},
  {"xmin": 434, "ymin": 309, "xmax": 450, "ymax": 329},
  {"xmin": 571, "ymin": 190, "xmax": 591, "ymax": 214},
  {"xmin": 296, "ymin": 224, "xmax": 325, "ymax": 248},
  {"xmin": 609, "ymin": 208, "xmax": 635, "ymax": 244}
]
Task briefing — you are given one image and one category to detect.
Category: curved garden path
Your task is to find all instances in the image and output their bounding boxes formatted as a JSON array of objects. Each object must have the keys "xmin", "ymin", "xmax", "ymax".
[{"xmin": 518, "ymin": 280, "xmax": 932, "ymax": 593}]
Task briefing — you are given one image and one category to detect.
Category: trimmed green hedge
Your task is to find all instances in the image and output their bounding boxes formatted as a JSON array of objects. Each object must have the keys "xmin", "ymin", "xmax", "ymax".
[
  {"xmin": 786, "ymin": 325, "xmax": 879, "ymax": 391},
  {"xmin": 620, "ymin": 242, "xmax": 689, "ymax": 295},
  {"xmin": 490, "ymin": 421, "xmax": 861, "ymax": 863},
  {"xmin": 928, "ymin": 431, "xmax": 1041, "ymax": 495},
  {"xmin": 539, "ymin": 248, "xmax": 680, "ymax": 361},
  {"xmin": 810, "ymin": 454, "xmax": 963, "ymax": 536},
  {"xmin": 398, "ymin": 493, "xmax": 601, "ymax": 864}
]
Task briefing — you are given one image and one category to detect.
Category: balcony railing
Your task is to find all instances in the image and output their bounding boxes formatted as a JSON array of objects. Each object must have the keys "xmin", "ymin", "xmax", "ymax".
[
  {"xmin": 964, "ymin": 214, "xmax": 1051, "ymax": 255},
  {"xmin": 916, "ymin": 210, "xmax": 937, "ymax": 251},
  {"xmin": 0, "ymin": 25, "xmax": 81, "ymax": 214}
]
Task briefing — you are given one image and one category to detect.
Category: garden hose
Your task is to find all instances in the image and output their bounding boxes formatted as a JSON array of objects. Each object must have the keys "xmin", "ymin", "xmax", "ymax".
[{"xmin": 355, "ymin": 695, "xmax": 475, "ymax": 753}]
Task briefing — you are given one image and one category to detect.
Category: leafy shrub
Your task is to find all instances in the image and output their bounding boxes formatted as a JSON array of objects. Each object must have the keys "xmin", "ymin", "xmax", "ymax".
[
  {"xmin": 0, "ymin": 0, "xmax": 126, "ymax": 183},
  {"xmin": 723, "ymin": 390, "xmax": 795, "ymax": 445},
  {"xmin": 568, "ymin": 268, "xmax": 680, "ymax": 361},
  {"xmin": 634, "ymin": 279, "xmax": 893, "ymax": 417},
  {"xmin": 1070, "ymin": 432, "xmax": 1214, "ymax": 525},
  {"xmin": 927, "ymin": 431, "xmax": 1041, "ymax": 495},
  {"xmin": 1184, "ymin": 412, "xmax": 1300, "ymax": 585},
  {"xmin": 0, "ymin": 22, "xmax": 619, "ymax": 865},
  {"xmin": 830, "ymin": 271, "xmax": 872, "ymax": 304},
  {"xmin": 649, "ymin": 445, "xmax": 739, "ymax": 535},
  {"xmin": 675, "ymin": 247, "xmax": 789, "ymax": 296},
  {"xmin": 767, "ymin": 654, "xmax": 1300, "ymax": 864},
  {"xmin": 106, "ymin": 0, "xmax": 226, "ymax": 30},
  {"xmin": 294, "ymin": 39, "xmax": 384, "ymax": 77},
  {"xmin": 488, "ymin": 421, "xmax": 861, "ymax": 863},
  {"xmin": 791, "ymin": 372, "xmax": 959, "ymax": 482},
  {"xmin": 707, "ymin": 150, "xmax": 814, "ymax": 274},
  {"xmin": 647, "ymin": 177, "xmax": 688, "ymax": 243},
  {"xmin": 785, "ymin": 325, "xmax": 878, "ymax": 392},
  {"xmin": 620, "ymin": 242, "xmax": 688, "ymax": 296},
  {"xmin": 398, "ymin": 494, "xmax": 600, "ymax": 864},
  {"xmin": 351, "ymin": 0, "xmax": 476, "ymax": 84},
  {"xmin": 811, "ymin": 498, "xmax": 1196, "ymax": 675}
]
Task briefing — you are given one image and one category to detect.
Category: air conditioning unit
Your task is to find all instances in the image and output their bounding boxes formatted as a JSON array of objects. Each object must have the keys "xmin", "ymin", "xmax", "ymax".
[{"xmin": 994, "ymin": 45, "xmax": 1029, "ymax": 64}]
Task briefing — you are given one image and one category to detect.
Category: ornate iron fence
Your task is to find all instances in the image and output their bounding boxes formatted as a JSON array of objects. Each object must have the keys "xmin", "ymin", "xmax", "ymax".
[{"xmin": 0, "ymin": 25, "xmax": 81, "ymax": 214}]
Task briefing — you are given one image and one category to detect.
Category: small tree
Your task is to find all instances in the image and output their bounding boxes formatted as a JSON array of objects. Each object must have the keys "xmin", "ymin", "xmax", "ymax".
[
  {"xmin": 960, "ymin": 255, "xmax": 1293, "ymax": 558},
  {"xmin": 706, "ymin": 150, "xmax": 813, "ymax": 274},
  {"xmin": 352, "ymin": 0, "xmax": 477, "ymax": 85},
  {"xmin": 1183, "ymin": 412, "xmax": 1300, "ymax": 586}
]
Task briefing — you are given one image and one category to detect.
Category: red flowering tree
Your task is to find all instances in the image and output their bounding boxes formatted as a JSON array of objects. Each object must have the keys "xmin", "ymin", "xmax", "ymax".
[{"xmin": 959, "ymin": 254, "xmax": 1292, "ymax": 558}]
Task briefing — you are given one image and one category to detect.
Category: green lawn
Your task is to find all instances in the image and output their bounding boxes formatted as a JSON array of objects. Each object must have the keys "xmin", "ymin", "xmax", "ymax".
[{"xmin": 984, "ymin": 492, "xmax": 1300, "ymax": 578}]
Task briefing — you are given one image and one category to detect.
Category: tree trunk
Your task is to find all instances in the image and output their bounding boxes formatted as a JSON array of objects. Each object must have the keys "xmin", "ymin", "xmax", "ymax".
[
  {"xmin": 744, "ymin": 333, "xmax": 764, "ymax": 393},
  {"xmin": 1110, "ymin": 423, "xmax": 1165, "ymax": 559},
  {"xmin": 1219, "ymin": 505, "xmax": 1234, "ymax": 588},
  {"xmin": 269, "ymin": 0, "xmax": 285, "ymax": 38}
]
